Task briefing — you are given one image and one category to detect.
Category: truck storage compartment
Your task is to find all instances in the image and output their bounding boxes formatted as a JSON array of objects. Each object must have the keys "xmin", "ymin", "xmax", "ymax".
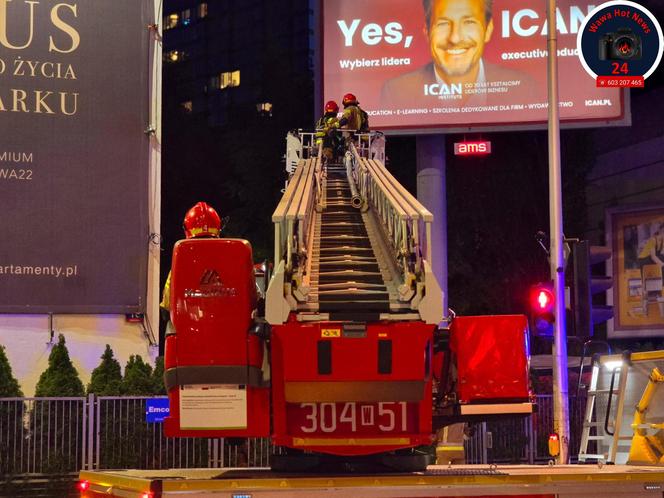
[
  {"xmin": 450, "ymin": 315, "xmax": 531, "ymax": 404},
  {"xmin": 164, "ymin": 238, "xmax": 269, "ymax": 438}
]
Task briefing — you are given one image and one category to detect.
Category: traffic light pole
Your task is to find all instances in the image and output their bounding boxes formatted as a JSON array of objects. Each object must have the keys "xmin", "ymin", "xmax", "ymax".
[{"xmin": 546, "ymin": 0, "xmax": 571, "ymax": 464}]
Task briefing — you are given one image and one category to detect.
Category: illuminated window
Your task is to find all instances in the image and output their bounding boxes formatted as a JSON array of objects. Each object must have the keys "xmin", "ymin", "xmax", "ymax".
[
  {"xmin": 164, "ymin": 50, "xmax": 186, "ymax": 63},
  {"xmin": 257, "ymin": 102, "xmax": 273, "ymax": 116},
  {"xmin": 219, "ymin": 70, "xmax": 240, "ymax": 89},
  {"xmin": 164, "ymin": 13, "xmax": 179, "ymax": 30},
  {"xmin": 182, "ymin": 9, "xmax": 192, "ymax": 26},
  {"xmin": 181, "ymin": 101, "xmax": 193, "ymax": 113},
  {"xmin": 198, "ymin": 3, "xmax": 208, "ymax": 18}
]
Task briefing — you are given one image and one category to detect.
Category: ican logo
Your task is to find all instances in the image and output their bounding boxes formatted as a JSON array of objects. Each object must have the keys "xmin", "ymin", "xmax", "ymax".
[{"xmin": 184, "ymin": 269, "xmax": 238, "ymax": 298}]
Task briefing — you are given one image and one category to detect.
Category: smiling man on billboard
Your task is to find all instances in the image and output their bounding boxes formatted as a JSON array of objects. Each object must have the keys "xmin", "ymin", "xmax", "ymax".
[{"xmin": 381, "ymin": 0, "xmax": 534, "ymax": 109}]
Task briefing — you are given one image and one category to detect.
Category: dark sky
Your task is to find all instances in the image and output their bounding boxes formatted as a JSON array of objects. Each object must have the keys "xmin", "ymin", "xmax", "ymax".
[{"xmin": 161, "ymin": 1, "xmax": 664, "ymax": 342}]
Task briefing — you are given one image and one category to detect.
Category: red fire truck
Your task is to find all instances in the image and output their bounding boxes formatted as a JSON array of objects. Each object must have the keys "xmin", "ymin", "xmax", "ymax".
[{"xmin": 163, "ymin": 132, "xmax": 533, "ymax": 471}]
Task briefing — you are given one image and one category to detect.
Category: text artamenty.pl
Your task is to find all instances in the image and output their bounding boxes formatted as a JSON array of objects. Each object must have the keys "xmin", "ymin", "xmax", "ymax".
[{"xmin": 0, "ymin": 264, "xmax": 78, "ymax": 278}]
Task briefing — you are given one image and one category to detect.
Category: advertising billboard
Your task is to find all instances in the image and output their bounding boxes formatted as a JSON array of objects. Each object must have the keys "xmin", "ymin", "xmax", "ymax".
[
  {"xmin": 0, "ymin": 0, "xmax": 151, "ymax": 313},
  {"xmin": 322, "ymin": 0, "xmax": 625, "ymax": 132},
  {"xmin": 607, "ymin": 204, "xmax": 664, "ymax": 339}
]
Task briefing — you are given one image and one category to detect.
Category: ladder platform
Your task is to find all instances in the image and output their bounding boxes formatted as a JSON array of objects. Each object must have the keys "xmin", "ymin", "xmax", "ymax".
[{"xmin": 80, "ymin": 464, "xmax": 664, "ymax": 497}]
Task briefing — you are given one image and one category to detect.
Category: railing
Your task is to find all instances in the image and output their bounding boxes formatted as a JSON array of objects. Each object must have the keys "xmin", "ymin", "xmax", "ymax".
[
  {"xmin": 267, "ymin": 132, "xmax": 326, "ymax": 323},
  {"xmin": 351, "ymin": 142, "xmax": 433, "ymax": 277},
  {"xmin": 464, "ymin": 395, "xmax": 589, "ymax": 464},
  {"xmin": 0, "ymin": 397, "xmax": 86, "ymax": 475},
  {"xmin": 348, "ymin": 140, "xmax": 442, "ymax": 322},
  {"xmin": 272, "ymin": 136, "xmax": 322, "ymax": 276},
  {"xmin": 0, "ymin": 396, "xmax": 278, "ymax": 478},
  {"xmin": 0, "ymin": 394, "xmax": 590, "ymax": 475},
  {"xmin": 93, "ymin": 397, "xmax": 277, "ymax": 470}
]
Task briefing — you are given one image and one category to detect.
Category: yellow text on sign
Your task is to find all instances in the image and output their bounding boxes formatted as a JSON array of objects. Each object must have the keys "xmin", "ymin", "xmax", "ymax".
[{"xmin": 321, "ymin": 329, "xmax": 341, "ymax": 338}]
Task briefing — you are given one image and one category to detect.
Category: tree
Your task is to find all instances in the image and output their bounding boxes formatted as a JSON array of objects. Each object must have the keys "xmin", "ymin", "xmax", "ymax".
[
  {"xmin": 0, "ymin": 345, "xmax": 23, "ymax": 476},
  {"xmin": 34, "ymin": 334, "xmax": 84, "ymax": 397},
  {"xmin": 151, "ymin": 356, "xmax": 166, "ymax": 395},
  {"xmin": 29, "ymin": 335, "xmax": 84, "ymax": 475},
  {"xmin": 0, "ymin": 345, "xmax": 22, "ymax": 397},
  {"xmin": 121, "ymin": 355, "xmax": 153, "ymax": 395},
  {"xmin": 87, "ymin": 345, "xmax": 122, "ymax": 396}
]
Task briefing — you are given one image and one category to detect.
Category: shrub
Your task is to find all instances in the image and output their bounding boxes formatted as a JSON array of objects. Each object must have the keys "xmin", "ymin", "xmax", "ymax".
[
  {"xmin": 151, "ymin": 356, "xmax": 166, "ymax": 395},
  {"xmin": 31, "ymin": 335, "xmax": 85, "ymax": 474},
  {"xmin": 0, "ymin": 346, "xmax": 22, "ymax": 397},
  {"xmin": 0, "ymin": 345, "xmax": 22, "ymax": 476},
  {"xmin": 87, "ymin": 345, "xmax": 122, "ymax": 396},
  {"xmin": 35, "ymin": 334, "xmax": 84, "ymax": 397},
  {"xmin": 121, "ymin": 355, "xmax": 153, "ymax": 395}
]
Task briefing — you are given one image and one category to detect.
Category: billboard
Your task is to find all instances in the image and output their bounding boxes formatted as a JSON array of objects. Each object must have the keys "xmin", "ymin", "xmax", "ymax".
[
  {"xmin": 322, "ymin": 0, "xmax": 625, "ymax": 132},
  {"xmin": 607, "ymin": 204, "xmax": 664, "ymax": 339},
  {"xmin": 0, "ymin": 0, "xmax": 151, "ymax": 313}
]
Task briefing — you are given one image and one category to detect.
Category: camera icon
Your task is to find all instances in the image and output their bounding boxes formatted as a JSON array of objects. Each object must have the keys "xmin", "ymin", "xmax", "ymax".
[{"xmin": 598, "ymin": 28, "xmax": 642, "ymax": 61}]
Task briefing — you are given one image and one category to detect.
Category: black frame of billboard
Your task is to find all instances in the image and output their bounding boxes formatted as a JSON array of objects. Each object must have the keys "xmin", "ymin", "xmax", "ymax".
[
  {"xmin": 0, "ymin": 0, "xmax": 153, "ymax": 314},
  {"xmin": 316, "ymin": 0, "xmax": 631, "ymax": 135}
]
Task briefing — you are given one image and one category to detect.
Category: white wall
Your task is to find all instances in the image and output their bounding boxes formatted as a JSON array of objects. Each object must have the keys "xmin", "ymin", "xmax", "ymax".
[{"xmin": 0, "ymin": 315, "xmax": 157, "ymax": 397}]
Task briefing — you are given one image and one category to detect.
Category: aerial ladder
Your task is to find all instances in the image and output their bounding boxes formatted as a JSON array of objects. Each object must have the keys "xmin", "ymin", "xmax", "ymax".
[{"xmin": 267, "ymin": 131, "xmax": 442, "ymax": 325}]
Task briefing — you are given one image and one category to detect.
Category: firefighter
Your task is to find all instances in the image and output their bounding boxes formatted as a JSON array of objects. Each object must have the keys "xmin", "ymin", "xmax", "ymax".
[
  {"xmin": 160, "ymin": 202, "xmax": 222, "ymax": 315},
  {"xmin": 315, "ymin": 100, "xmax": 341, "ymax": 162},
  {"xmin": 337, "ymin": 93, "xmax": 369, "ymax": 134}
]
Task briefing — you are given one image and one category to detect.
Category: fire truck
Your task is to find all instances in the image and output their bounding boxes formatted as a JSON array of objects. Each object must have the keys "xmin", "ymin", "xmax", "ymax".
[
  {"xmin": 79, "ymin": 132, "xmax": 664, "ymax": 496},
  {"xmin": 162, "ymin": 131, "xmax": 533, "ymax": 472}
]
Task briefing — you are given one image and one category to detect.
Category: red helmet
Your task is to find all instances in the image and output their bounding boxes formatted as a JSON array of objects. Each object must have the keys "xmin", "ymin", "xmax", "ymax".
[
  {"xmin": 324, "ymin": 100, "xmax": 339, "ymax": 114},
  {"xmin": 342, "ymin": 93, "xmax": 358, "ymax": 107},
  {"xmin": 183, "ymin": 202, "xmax": 221, "ymax": 238}
]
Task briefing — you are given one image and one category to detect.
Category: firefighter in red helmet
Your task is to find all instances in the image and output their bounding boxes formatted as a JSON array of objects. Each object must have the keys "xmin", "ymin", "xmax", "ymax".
[
  {"xmin": 315, "ymin": 100, "xmax": 341, "ymax": 162},
  {"xmin": 337, "ymin": 93, "xmax": 369, "ymax": 133},
  {"xmin": 182, "ymin": 201, "xmax": 222, "ymax": 239},
  {"xmin": 160, "ymin": 202, "xmax": 223, "ymax": 313}
]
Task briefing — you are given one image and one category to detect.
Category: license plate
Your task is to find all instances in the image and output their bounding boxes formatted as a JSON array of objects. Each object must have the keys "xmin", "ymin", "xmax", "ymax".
[{"xmin": 287, "ymin": 401, "xmax": 418, "ymax": 436}]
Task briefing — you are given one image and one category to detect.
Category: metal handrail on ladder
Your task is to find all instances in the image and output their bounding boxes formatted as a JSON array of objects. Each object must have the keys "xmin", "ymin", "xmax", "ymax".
[
  {"xmin": 266, "ymin": 137, "xmax": 323, "ymax": 324},
  {"xmin": 348, "ymin": 141, "xmax": 442, "ymax": 324},
  {"xmin": 267, "ymin": 131, "xmax": 443, "ymax": 325}
]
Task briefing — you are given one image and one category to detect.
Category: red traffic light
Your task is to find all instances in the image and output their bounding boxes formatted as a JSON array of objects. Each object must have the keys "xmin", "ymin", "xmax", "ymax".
[
  {"xmin": 530, "ymin": 285, "xmax": 554, "ymax": 312},
  {"xmin": 536, "ymin": 289, "xmax": 553, "ymax": 309},
  {"xmin": 529, "ymin": 282, "xmax": 555, "ymax": 336}
]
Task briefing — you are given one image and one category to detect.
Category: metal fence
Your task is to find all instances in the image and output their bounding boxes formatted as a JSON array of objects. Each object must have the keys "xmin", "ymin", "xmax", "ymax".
[
  {"xmin": 464, "ymin": 395, "xmax": 588, "ymax": 464},
  {"xmin": 91, "ymin": 397, "xmax": 278, "ymax": 470},
  {"xmin": 0, "ymin": 398, "xmax": 87, "ymax": 475},
  {"xmin": 0, "ymin": 394, "xmax": 584, "ymax": 476}
]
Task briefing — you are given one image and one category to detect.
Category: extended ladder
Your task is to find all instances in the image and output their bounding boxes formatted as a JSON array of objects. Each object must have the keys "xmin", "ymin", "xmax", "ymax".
[
  {"xmin": 578, "ymin": 350, "xmax": 664, "ymax": 464},
  {"xmin": 578, "ymin": 357, "xmax": 628, "ymax": 463}
]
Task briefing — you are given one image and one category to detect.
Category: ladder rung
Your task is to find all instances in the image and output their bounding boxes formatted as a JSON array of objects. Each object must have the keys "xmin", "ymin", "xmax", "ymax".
[
  {"xmin": 578, "ymin": 454, "xmax": 606, "ymax": 460},
  {"xmin": 587, "ymin": 389, "xmax": 618, "ymax": 395},
  {"xmin": 318, "ymin": 270, "xmax": 382, "ymax": 277},
  {"xmin": 318, "ymin": 282, "xmax": 385, "ymax": 290}
]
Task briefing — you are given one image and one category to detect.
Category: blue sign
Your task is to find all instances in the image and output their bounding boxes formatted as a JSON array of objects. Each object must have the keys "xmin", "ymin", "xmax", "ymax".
[{"xmin": 146, "ymin": 398, "xmax": 170, "ymax": 423}]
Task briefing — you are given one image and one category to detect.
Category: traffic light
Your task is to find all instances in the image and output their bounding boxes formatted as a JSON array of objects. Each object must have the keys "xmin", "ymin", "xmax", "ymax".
[
  {"xmin": 571, "ymin": 240, "xmax": 614, "ymax": 337},
  {"xmin": 529, "ymin": 281, "xmax": 555, "ymax": 336}
]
